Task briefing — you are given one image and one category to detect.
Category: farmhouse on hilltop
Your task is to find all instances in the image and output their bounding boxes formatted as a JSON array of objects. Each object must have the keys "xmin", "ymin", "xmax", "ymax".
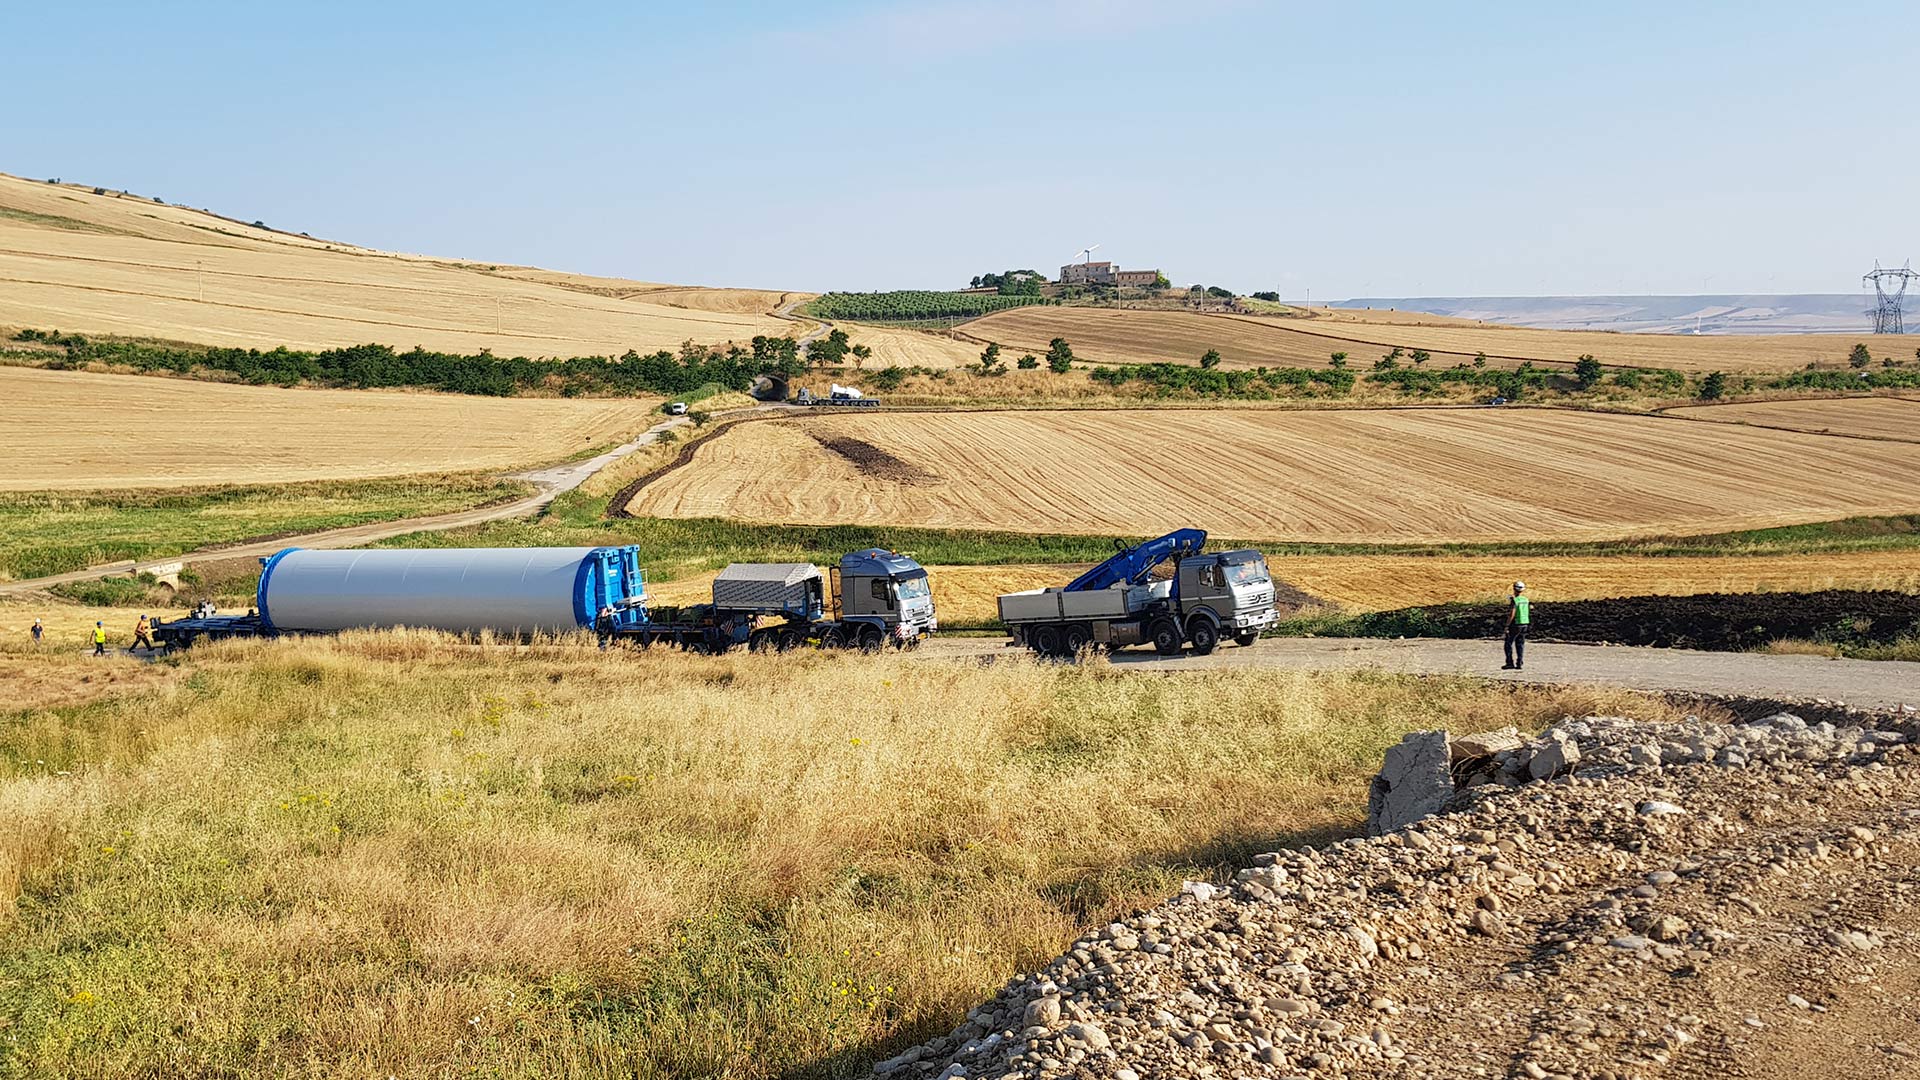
[{"xmin": 1059, "ymin": 260, "xmax": 1163, "ymax": 287}]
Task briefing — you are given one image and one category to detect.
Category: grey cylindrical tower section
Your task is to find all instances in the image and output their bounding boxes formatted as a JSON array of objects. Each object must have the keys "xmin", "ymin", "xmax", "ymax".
[{"xmin": 260, "ymin": 547, "xmax": 602, "ymax": 635}]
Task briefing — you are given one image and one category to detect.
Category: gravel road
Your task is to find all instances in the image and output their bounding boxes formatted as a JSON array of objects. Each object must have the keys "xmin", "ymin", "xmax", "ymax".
[{"xmin": 921, "ymin": 636, "xmax": 1920, "ymax": 711}]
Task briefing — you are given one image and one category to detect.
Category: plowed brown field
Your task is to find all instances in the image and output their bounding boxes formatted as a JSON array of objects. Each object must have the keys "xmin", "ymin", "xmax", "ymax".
[
  {"xmin": 624, "ymin": 408, "xmax": 1920, "ymax": 543},
  {"xmin": 0, "ymin": 365, "xmax": 658, "ymax": 489},
  {"xmin": 959, "ymin": 304, "xmax": 1917, "ymax": 375},
  {"xmin": 0, "ymin": 173, "xmax": 790, "ymax": 355},
  {"xmin": 1667, "ymin": 395, "xmax": 1920, "ymax": 442}
]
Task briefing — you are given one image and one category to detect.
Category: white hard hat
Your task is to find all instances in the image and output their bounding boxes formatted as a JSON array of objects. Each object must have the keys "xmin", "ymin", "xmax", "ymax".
[{"xmin": 1513, "ymin": 581, "xmax": 1526, "ymax": 590}]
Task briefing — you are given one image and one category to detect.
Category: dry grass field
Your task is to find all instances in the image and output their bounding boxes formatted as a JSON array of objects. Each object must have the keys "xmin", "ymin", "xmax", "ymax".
[
  {"xmin": 1666, "ymin": 395, "xmax": 1920, "ymax": 442},
  {"xmin": 624, "ymin": 408, "xmax": 1920, "ymax": 543},
  {"xmin": 0, "ymin": 365, "xmax": 658, "ymax": 489},
  {"xmin": 0, "ymin": 633, "xmax": 1671, "ymax": 1078},
  {"xmin": 0, "ymin": 174, "xmax": 791, "ymax": 356},
  {"xmin": 958, "ymin": 304, "xmax": 1919, "ymax": 375}
]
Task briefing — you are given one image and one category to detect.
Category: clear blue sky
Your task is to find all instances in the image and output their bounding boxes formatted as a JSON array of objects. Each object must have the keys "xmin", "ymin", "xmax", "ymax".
[{"xmin": 6, "ymin": 1, "xmax": 1914, "ymax": 297}]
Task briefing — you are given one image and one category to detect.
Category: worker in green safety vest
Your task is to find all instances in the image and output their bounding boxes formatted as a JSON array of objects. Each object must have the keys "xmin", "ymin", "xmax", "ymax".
[
  {"xmin": 92, "ymin": 621, "xmax": 108, "ymax": 657},
  {"xmin": 1502, "ymin": 581, "xmax": 1530, "ymax": 671}
]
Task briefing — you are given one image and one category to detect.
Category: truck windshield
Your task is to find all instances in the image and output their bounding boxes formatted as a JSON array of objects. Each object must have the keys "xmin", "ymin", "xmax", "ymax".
[
  {"xmin": 895, "ymin": 575, "xmax": 931, "ymax": 600},
  {"xmin": 1225, "ymin": 560, "xmax": 1270, "ymax": 586}
]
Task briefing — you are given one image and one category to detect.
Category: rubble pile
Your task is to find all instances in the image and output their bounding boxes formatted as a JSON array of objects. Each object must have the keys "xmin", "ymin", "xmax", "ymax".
[{"xmin": 885, "ymin": 709, "xmax": 1920, "ymax": 1079}]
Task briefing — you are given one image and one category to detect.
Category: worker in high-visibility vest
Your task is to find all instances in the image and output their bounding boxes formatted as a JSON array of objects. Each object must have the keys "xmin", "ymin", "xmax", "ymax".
[
  {"xmin": 133, "ymin": 614, "xmax": 155, "ymax": 652},
  {"xmin": 92, "ymin": 620, "xmax": 108, "ymax": 657},
  {"xmin": 1501, "ymin": 581, "xmax": 1530, "ymax": 671}
]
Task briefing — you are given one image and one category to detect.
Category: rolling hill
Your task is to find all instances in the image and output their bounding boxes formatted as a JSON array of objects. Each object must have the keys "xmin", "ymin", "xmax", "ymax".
[{"xmin": 0, "ymin": 172, "xmax": 794, "ymax": 356}]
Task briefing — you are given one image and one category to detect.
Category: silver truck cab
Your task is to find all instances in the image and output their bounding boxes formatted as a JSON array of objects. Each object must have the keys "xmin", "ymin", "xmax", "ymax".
[
  {"xmin": 837, "ymin": 548, "xmax": 937, "ymax": 644},
  {"xmin": 1176, "ymin": 549, "xmax": 1278, "ymax": 646}
]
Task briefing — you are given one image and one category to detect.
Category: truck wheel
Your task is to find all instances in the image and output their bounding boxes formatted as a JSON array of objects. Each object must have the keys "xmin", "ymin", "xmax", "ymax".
[
  {"xmin": 1234, "ymin": 631, "xmax": 1259, "ymax": 648},
  {"xmin": 1186, "ymin": 618, "xmax": 1219, "ymax": 656},
  {"xmin": 748, "ymin": 629, "xmax": 776, "ymax": 653},
  {"xmin": 1029, "ymin": 623, "xmax": 1063, "ymax": 657},
  {"xmin": 858, "ymin": 625, "xmax": 885, "ymax": 653},
  {"xmin": 1063, "ymin": 624, "xmax": 1093, "ymax": 656},
  {"xmin": 819, "ymin": 626, "xmax": 847, "ymax": 650},
  {"xmin": 777, "ymin": 627, "xmax": 805, "ymax": 652},
  {"xmin": 1150, "ymin": 617, "xmax": 1183, "ymax": 656}
]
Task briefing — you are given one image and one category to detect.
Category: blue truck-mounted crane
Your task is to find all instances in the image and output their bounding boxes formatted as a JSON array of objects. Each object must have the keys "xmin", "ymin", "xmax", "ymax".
[{"xmin": 996, "ymin": 529, "xmax": 1279, "ymax": 657}]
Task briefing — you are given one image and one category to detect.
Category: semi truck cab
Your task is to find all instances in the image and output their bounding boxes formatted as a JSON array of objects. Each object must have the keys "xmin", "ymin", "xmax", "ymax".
[
  {"xmin": 837, "ymin": 548, "xmax": 937, "ymax": 643},
  {"xmin": 1178, "ymin": 549, "xmax": 1278, "ymax": 645}
]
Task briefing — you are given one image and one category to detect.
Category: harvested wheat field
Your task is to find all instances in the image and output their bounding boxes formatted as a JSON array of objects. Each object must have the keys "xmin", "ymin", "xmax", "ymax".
[
  {"xmin": 0, "ymin": 365, "xmax": 657, "ymax": 489},
  {"xmin": 959, "ymin": 304, "xmax": 1918, "ymax": 375},
  {"xmin": 627, "ymin": 408, "xmax": 1920, "ymax": 543},
  {"xmin": 843, "ymin": 323, "xmax": 984, "ymax": 369},
  {"xmin": 1282, "ymin": 307, "xmax": 1920, "ymax": 374},
  {"xmin": 1666, "ymin": 395, "xmax": 1920, "ymax": 442},
  {"xmin": 959, "ymin": 306, "xmax": 1482, "ymax": 370},
  {"xmin": 1278, "ymin": 549, "xmax": 1920, "ymax": 610},
  {"xmin": 0, "ymin": 173, "xmax": 791, "ymax": 355}
]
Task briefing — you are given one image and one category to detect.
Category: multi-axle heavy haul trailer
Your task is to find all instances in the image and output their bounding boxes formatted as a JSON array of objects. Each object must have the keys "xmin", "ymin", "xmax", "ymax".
[
  {"xmin": 997, "ymin": 528, "xmax": 1278, "ymax": 657},
  {"xmin": 152, "ymin": 546, "xmax": 936, "ymax": 654}
]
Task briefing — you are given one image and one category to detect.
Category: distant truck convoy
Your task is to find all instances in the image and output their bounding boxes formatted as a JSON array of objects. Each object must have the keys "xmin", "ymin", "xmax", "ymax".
[
  {"xmin": 152, "ymin": 546, "xmax": 936, "ymax": 654},
  {"xmin": 997, "ymin": 529, "xmax": 1278, "ymax": 657}
]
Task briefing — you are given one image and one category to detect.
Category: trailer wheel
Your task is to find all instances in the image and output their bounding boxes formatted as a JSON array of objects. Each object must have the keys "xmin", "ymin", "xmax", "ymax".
[
  {"xmin": 1186, "ymin": 617, "xmax": 1219, "ymax": 656},
  {"xmin": 819, "ymin": 626, "xmax": 848, "ymax": 650},
  {"xmin": 1029, "ymin": 623, "xmax": 1064, "ymax": 657},
  {"xmin": 857, "ymin": 625, "xmax": 886, "ymax": 653},
  {"xmin": 1233, "ymin": 631, "xmax": 1259, "ymax": 648},
  {"xmin": 777, "ymin": 627, "xmax": 805, "ymax": 652},
  {"xmin": 1063, "ymin": 623, "xmax": 1093, "ymax": 656},
  {"xmin": 748, "ymin": 629, "xmax": 776, "ymax": 653},
  {"xmin": 1150, "ymin": 617, "xmax": 1183, "ymax": 656}
]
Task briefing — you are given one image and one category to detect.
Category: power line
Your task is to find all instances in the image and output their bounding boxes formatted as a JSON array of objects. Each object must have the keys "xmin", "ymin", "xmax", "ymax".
[{"xmin": 1863, "ymin": 260, "xmax": 1918, "ymax": 334}]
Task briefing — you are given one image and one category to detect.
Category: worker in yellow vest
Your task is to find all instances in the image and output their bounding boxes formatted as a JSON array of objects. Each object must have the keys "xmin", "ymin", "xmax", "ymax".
[
  {"xmin": 92, "ymin": 620, "xmax": 108, "ymax": 657},
  {"xmin": 1501, "ymin": 581, "xmax": 1530, "ymax": 671}
]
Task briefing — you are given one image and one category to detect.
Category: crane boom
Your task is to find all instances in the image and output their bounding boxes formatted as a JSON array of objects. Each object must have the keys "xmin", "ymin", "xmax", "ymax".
[{"xmin": 1065, "ymin": 529, "xmax": 1207, "ymax": 592}]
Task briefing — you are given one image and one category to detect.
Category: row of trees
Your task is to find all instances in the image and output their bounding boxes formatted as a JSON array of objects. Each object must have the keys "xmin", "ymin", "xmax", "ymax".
[
  {"xmin": 802, "ymin": 291, "xmax": 1054, "ymax": 322},
  {"xmin": 14, "ymin": 329, "xmax": 808, "ymax": 398}
]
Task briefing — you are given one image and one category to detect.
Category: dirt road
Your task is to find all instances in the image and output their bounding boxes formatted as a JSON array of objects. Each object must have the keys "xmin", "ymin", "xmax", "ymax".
[{"xmin": 923, "ymin": 636, "xmax": 1920, "ymax": 711}]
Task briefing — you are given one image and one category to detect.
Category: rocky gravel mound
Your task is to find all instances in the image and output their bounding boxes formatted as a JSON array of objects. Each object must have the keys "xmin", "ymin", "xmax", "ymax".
[{"xmin": 884, "ymin": 705, "xmax": 1920, "ymax": 1079}]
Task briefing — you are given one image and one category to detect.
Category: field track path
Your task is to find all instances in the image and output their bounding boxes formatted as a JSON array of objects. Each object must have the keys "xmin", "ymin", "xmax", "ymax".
[
  {"xmin": 919, "ymin": 637, "xmax": 1920, "ymax": 711},
  {"xmin": 0, "ymin": 406, "xmax": 784, "ymax": 598}
]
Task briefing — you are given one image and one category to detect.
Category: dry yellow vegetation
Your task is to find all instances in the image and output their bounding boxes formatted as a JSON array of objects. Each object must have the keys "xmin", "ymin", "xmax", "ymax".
[
  {"xmin": 1666, "ymin": 395, "xmax": 1920, "ymax": 442},
  {"xmin": 0, "ymin": 632, "xmax": 1669, "ymax": 1076},
  {"xmin": 841, "ymin": 323, "xmax": 984, "ymax": 369},
  {"xmin": 958, "ymin": 304, "xmax": 1919, "ymax": 375},
  {"xmin": 1279, "ymin": 550, "xmax": 1920, "ymax": 610},
  {"xmin": 0, "ymin": 173, "xmax": 791, "ymax": 356},
  {"xmin": 0, "ymin": 365, "xmax": 658, "ymax": 489},
  {"xmin": 625, "ymin": 408, "xmax": 1920, "ymax": 543}
]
